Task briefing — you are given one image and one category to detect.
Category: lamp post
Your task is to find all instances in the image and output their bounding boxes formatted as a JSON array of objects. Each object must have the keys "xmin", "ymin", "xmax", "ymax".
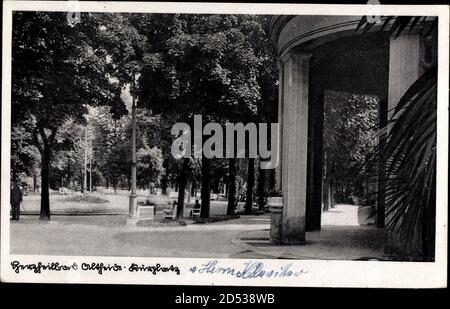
[
  {"xmin": 84, "ymin": 126, "xmax": 88, "ymax": 195},
  {"xmin": 127, "ymin": 75, "xmax": 138, "ymax": 224},
  {"xmin": 89, "ymin": 138, "xmax": 93, "ymax": 192}
]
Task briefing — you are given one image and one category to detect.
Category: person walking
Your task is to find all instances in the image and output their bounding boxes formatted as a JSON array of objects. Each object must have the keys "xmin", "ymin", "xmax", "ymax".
[{"xmin": 10, "ymin": 183, "xmax": 23, "ymax": 221}]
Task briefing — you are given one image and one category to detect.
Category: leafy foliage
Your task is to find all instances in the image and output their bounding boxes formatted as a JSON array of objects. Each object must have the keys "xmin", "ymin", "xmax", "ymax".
[
  {"xmin": 323, "ymin": 91, "xmax": 378, "ymax": 202},
  {"xmin": 357, "ymin": 16, "xmax": 437, "ymax": 259},
  {"xmin": 137, "ymin": 145, "xmax": 165, "ymax": 189},
  {"xmin": 137, "ymin": 14, "xmax": 268, "ymax": 121},
  {"xmin": 356, "ymin": 15, "xmax": 437, "ymax": 39},
  {"xmin": 11, "ymin": 12, "xmax": 136, "ymax": 218},
  {"xmin": 10, "ymin": 124, "xmax": 40, "ymax": 182},
  {"xmin": 363, "ymin": 68, "xmax": 437, "ymax": 255},
  {"xmin": 11, "ymin": 12, "xmax": 277, "ymax": 220}
]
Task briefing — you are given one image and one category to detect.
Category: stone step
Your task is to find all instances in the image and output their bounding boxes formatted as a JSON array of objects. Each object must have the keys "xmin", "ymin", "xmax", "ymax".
[{"xmin": 240, "ymin": 236, "xmax": 270, "ymax": 241}]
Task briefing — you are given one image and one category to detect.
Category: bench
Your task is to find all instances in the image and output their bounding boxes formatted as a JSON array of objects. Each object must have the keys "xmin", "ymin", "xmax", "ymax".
[
  {"xmin": 59, "ymin": 187, "xmax": 69, "ymax": 195},
  {"xmin": 252, "ymin": 203, "xmax": 259, "ymax": 211},
  {"xmin": 137, "ymin": 205, "xmax": 155, "ymax": 221},
  {"xmin": 164, "ymin": 205, "xmax": 177, "ymax": 220},
  {"xmin": 190, "ymin": 207, "xmax": 201, "ymax": 218}
]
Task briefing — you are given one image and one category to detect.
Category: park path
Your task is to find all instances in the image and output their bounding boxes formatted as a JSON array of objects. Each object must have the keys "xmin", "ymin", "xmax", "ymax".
[
  {"xmin": 11, "ymin": 200, "xmax": 381, "ymax": 259},
  {"xmin": 10, "ymin": 214, "xmax": 271, "ymax": 258}
]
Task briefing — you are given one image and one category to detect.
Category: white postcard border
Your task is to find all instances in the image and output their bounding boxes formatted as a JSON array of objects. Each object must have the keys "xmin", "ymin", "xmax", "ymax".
[{"xmin": 1, "ymin": 1, "xmax": 448, "ymax": 288}]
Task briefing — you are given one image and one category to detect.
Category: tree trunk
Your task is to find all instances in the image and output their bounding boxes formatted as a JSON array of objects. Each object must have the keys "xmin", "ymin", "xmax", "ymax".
[
  {"xmin": 323, "ymin": 175, "xmax": 330, "ymax": 211},
  {"xmin": 268, "ymin": 169, "xmax": 276, "ymax": 191},
  {"xmin": 245, "ymin": 158, "xmax": 255, "ymax": 214},
  {"xmin": 187, "ymin": 181, "xmax": 192, "ymax": 203},
  {"xmin": 200, "ymin": 156, "xmax": 211, "ymax": 218},
  {"xmin": 256, "ymin": 164, "xmax": 266, "ymax": 210},
  {"xmin": 161, "ymin": 158, "xmax": 168, "ymax": 195},
  {"xmin": 66, "ymin": 158, "xmax": 71, "ymax": 188},
  {"xmin": 177, "ymin": 158, "xmax": 189, "ymax": 219},
  {"xmin": 80, "ymin": 171, "xmax": 84, "ymax": 193},
  {"xmin": 226, "ymin": 158, "xmax": 237, "ymax": 215},
  {"xmin": 191, "ymin": 178, "xmax": 196, "ymax": 197},
  {"xmin": 40, "ymin": 150, "xmax": 51, "ymax": 220},
  {"xmin": 330, "ymin": 178, "xmax": 335, "ymax": 208}
]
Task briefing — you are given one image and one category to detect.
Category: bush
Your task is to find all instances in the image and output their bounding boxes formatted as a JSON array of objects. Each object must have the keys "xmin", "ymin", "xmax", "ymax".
[{"xmin": 61, "ymin": 195, "xmax": 109, "ymax": 204}]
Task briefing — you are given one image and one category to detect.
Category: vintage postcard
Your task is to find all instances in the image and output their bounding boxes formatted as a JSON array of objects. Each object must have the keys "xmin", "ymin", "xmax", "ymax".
[{"xmin": 1, "ymin": 1, "xmax": 448, "ymax": 289}]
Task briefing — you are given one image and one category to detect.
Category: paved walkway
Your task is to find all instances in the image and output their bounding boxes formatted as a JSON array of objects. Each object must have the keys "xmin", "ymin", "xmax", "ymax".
[
  {"xmin": 233, "ymin": 204, "xmax": 384, "ymax": 260},
  {"xmin": 10, "ymin": 215, "xmax": 270, "ymax": 258},
  {"xmin": 10, "ymin": 202, "xmax": 384, "ymax": 260}
]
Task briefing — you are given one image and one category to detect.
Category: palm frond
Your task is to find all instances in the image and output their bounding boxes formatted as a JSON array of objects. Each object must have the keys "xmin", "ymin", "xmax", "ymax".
[
  {"xmin": 356, "ymin": 65, "xmax": 436, "ymax": 259},
  {"xmin": 356, "ymin": 15, "xmax": 437, "ymax": 39}
]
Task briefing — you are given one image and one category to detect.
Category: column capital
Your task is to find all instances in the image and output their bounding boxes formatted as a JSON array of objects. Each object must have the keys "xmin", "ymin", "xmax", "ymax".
[{"xmin": 279, "ymin": 49, "xmax": 313, "ymax": 64}]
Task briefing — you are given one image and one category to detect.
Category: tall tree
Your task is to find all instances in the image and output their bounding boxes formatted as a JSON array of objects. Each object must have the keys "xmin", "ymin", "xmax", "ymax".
[
  {"xmin": 323, "ymin": 91, "xmax": 378, "ymax": 204},
  {"xmin": 226, "ymin": 158, "xmax": 237, "ymax": 215},
  {"xmin": 237, "ymin": 15, "xmax": 278, "ymax": 214},
  {"xmin": 256, "ymin": 160, "xmax": 267, "ymax": 210},
  {"xmin": 136, "ymin": 144, "xmax": 165, "ymax": 194},
  {"xmin": 12, "ymin": 12, "xmax": 133, "ymax": 219},
  {"xmin": 10, "ymin": 122, "xmax": 40, "ymax": 186},
  {"xmin": 138, "ymin": 14, "xmax": 264, "ymax": 218},
  {"xmin": 244, "ymin": 158, "xmax": 256, "ymax": 214}
]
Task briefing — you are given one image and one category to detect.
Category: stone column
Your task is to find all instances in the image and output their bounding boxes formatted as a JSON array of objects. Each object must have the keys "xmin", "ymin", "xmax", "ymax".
[
  {"xmin": 388, "ymin": 34, "xmax": 421, "ymax": 115},
  {"xmin": 280, "ymin": 50, "xmax": 312, "ymax": 244},
  {"xmin": 306, "ymin": 56, "xmax": 324, "ymax": 231},
  {"xmin": 385, "ymin": 34, "xmax": 422, "ymax": 257},
  {"xmin": 275, "ymin": 61, "xmax": 284, "ymax": 191}
]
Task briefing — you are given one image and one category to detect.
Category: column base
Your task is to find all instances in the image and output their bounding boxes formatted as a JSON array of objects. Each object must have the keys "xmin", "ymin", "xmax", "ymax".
[
  {"xmin": 281, "ymin": 216, "xmax": 306, "ymax": 245},
  {"xmin": 270, "ymin": 210, "xmax": 283, "ymax": 244},
  {"xmin": 129, "ymin": 194, "xmax": 138, "ymax": 217}
]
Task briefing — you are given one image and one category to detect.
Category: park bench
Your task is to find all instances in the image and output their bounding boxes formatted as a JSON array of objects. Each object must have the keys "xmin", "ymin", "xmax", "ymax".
[
  {"xmin": 252, "ymin": 203, "xmax": 259, "ymax": 211},
  {"xmin": 189, "ymin": 200, "xmax": 201, "ymax": 218},
  {"xmin": 233, "ymin": 199, "xmax": 240, "ymax": 213},
  {"xmin": 164, "ymin": 202, "xmax": 178, "ymax": 220},
  {"xmin": 59, "ymin": 187, "xmax": 69, "ymax": 195},
  {"xmin": 137, "ymin": 205, "xmax": 155, "ymax": 221},
  {"xmin": 190, "ymin": 207, "xmax": 201, "ymax": 218}
]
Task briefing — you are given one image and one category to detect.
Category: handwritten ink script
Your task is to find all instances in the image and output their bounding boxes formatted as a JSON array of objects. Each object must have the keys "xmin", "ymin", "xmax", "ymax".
[
  {"xmin": 10, "ymin": 260, "xmax": 180, "ymax": 275},
  {"xmin": 189, "ymin": 260, "xmax": 308, "ymax": 279}
]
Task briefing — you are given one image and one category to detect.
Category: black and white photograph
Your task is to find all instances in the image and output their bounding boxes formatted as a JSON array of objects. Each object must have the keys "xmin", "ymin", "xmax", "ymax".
[{"xmin": 1, "ymin": 1, "xmax": 448, "ymax": 288}]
